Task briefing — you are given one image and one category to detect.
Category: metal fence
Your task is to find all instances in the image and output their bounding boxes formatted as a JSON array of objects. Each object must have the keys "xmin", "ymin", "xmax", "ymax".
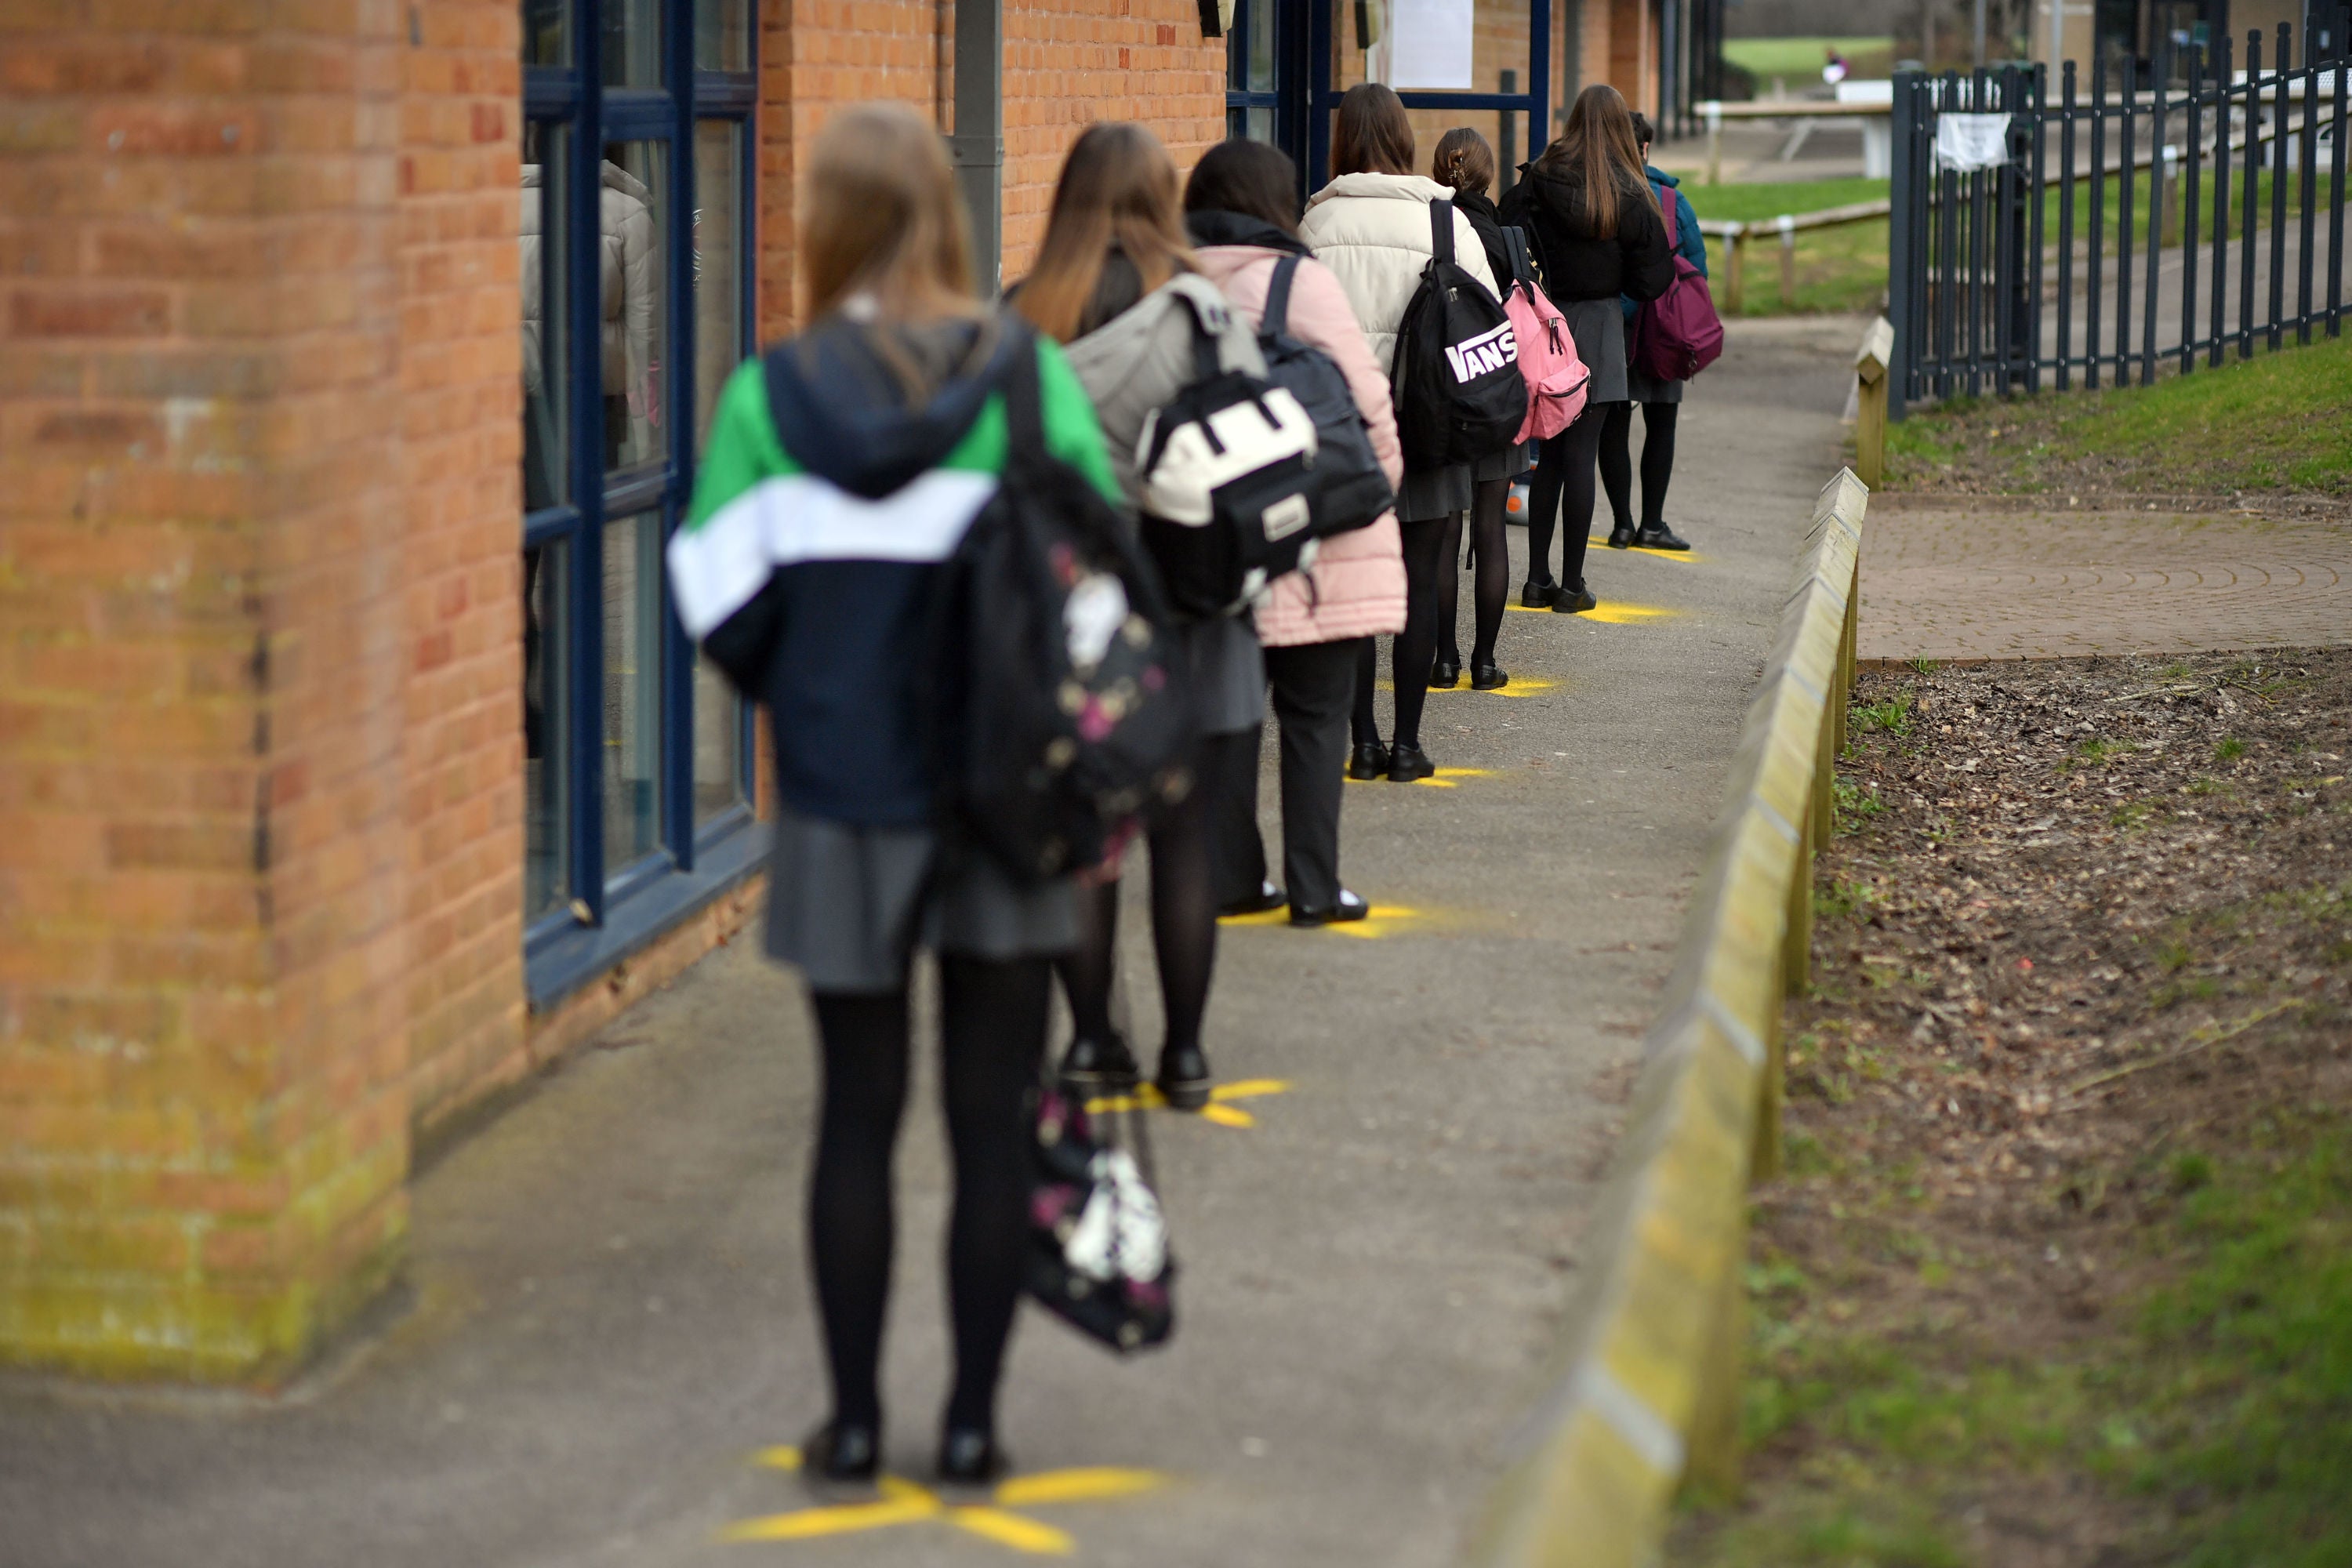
[{"xmin": 1888, "ymin": 13, "xmax": 2350, "ymax": 419}]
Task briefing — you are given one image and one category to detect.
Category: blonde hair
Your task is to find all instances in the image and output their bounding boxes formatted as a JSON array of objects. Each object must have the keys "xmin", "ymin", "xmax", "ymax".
[
  {"xmin": 1014, "ymin": 122, "xmax": 1195, "ymax": 345},
  {"xmin": 801, "ymin": 103, "xmax": 978, "ymax": 322}
]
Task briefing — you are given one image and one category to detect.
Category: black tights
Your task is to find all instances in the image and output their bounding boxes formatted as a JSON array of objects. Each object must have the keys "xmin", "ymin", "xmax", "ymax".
[
  {"xmin": 1523, "ymin": 405, "xmax": 1613, "ymax": 593},
  {"xmin": 1058, "ymin": 731, "xmax": 1246, "ymax": 1058},
  {"xmin": 1350, "ymin": 514, "xmax": 1450, "ymax": 750},
  {"xmin": 1599, "ymin": 401, "xmax": 1679, "ymax": 532},
  {"xmin": 1436, "ymin": 475, "xmax": 1512, "ymax": 669},
  {"xmin": 807, "ymin": 954, "xmax": 1051, "ymax": 1438}
]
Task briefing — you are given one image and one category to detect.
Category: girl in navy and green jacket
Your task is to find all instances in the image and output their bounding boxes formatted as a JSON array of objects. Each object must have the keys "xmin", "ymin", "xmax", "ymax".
[{"xmin": 668, "ymin": 103, "xmax": 1118, "ymax": 1490}]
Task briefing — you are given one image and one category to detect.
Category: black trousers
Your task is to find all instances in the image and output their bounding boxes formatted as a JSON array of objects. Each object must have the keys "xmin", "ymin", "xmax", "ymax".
[{"xmin": 1210, "ymin": 638, "xmax": 1359, "ymax": 914}]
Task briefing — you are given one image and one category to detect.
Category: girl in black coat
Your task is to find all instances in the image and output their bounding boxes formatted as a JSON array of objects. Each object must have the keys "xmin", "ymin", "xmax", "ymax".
[{"xmin": 1499, "ymin": 84, "xmax": 1674, "ymax": 613}]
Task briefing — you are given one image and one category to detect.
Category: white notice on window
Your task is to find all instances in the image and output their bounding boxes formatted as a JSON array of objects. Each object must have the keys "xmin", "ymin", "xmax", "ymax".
[{"xmin": 1387, "ymin": 0, "xmax": 1474, "ymax": 90}]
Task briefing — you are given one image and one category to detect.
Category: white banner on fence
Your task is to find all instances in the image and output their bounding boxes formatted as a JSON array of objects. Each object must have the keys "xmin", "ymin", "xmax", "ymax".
[
  {"xmin": 1387, "ymin": 0, "xmax": 1475, "ymax": 89},
  {"xmin": 1934, "ymin": 113, "xmax": 2013, "ymax": 172}
]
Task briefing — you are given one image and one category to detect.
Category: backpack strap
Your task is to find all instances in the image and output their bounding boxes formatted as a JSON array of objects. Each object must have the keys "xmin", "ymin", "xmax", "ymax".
[
  {"xmin": 1653, "ymin": 180, "xmax": 1679, "ymax": 249},
  {"xmin": 1168, "ymin": 277, "xmax": 1230, "ymax": 383},
  {"xmin": 1428, "ymin": 197, "xmax": 1456, "ymax": 265},
  {"xmin": 1263, "ymin": 254, "xmax": 1301, "ymax": 339},
  {"xmin": 996, "ymin": 322, "xmax": 1049, "ymax": 469},
  {"xmin": 1502, "ymin": 225, "xmax": 1535, "ymax": 290}
]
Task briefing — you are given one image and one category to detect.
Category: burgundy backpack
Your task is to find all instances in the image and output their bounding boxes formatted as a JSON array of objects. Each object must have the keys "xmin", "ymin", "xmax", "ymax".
[{"xmin": 1632, "ymin": 185, "xmax": 1723, "ymax": 383}]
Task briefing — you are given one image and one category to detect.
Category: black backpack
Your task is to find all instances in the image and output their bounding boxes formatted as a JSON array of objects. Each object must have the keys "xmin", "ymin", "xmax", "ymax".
[
  {"xmin": 1254, "ymin": 254, "xmax": 1396, "ymax": 543},
  {"xmin": 937, "ymin": 330, "xmax": 1195, "ymax": 884},
  {"xmin": 1135, "ymin": 289, "xmax": 1323, "ymax": 619},
  {"xmin": 1391, "ymin": 198, "xmax": 1527, "ymax": 469}
]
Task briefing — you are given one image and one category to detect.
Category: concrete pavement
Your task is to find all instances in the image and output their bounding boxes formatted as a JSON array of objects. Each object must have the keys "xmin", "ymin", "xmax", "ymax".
[{"xmin": 0, "ymin": 315, "xmax": 1861, "ymax": 1567}]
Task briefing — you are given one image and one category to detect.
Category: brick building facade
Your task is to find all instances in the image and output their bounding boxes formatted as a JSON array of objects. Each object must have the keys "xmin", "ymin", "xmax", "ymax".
[{"xmin": 3, "ymin": 0, "xmax": 1654, "ymax": 1384}]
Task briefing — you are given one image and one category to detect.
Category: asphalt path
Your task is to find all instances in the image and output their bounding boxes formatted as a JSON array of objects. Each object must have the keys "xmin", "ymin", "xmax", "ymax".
[{"xmin": 0, "ymin": 314, "xmax": 1863, "ymax": 1568}]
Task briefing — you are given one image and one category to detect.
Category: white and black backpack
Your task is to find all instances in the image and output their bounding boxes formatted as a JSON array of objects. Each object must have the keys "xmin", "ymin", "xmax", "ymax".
[
  {"xmin": 1134, "ymin": 292, "xmax": 1323, "ymax": 619},
  {"xmin": 1392, "ymin": 197, "xmax": 1528, "ymax": 469}
]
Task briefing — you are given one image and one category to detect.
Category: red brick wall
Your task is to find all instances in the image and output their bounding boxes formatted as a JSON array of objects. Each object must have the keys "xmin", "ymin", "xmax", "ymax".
[
  {"xmin": 1, "ymin": 0, "xmax": 413, "ymax": 1380},
  {"xmin": 396, "ymin": 0, "xmax": 528, "ymax": 1135}
]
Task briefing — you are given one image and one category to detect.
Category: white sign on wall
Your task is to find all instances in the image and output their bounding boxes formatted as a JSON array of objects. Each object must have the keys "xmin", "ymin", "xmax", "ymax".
[{"xmin": 1386, "ymin": 0, "xmax": 1475, "ymax": 91}]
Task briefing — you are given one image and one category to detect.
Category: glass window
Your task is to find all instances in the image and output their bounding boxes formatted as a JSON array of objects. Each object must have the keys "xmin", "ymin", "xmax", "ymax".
[
  {"xmin": 602, "ymin": 0, "xmax": 664, "ymax": 86},
  {"xmin": 694, "ymin": 652, "xmax": 745, "ymax": 823},
  {"xmin": 692, "ymin": 120, "xmax": 742, "ymax": 454},
  {"xmin": 602, "ymin": 512, "xmax": 664, "ymax": 875},
  {"xmin": 522, "ymin": 0, "xmax": 567, "ymax": 64},
  {"xmin": 695, "ymin": 0, "xmax": 750, "ymax": 71},
  {"xmin": 523, "ymin": 123, "xmax": 569, "ymax": 510},
  {"xmin": 599, "ymin": 140, "xmax": 669, "ymax": 476},
  {"xmin": 524, "ymin": 537, "xmax": 572, "ymax": 917}
]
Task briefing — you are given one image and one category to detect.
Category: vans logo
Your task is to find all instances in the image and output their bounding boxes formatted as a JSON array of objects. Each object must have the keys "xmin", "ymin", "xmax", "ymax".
[{"xmin": 1443, "ymin": 321, "xmax": 1519, "ymax": 383}]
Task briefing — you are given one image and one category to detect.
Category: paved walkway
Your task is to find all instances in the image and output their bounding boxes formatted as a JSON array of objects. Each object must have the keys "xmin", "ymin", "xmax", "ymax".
[
  {"xmin": 0, "ymin": 318, "xmax": 1860, "ymax": 1568},
  {"xmin": 1858, "ymin": 502, "xmax": 2352, "ymax": 663}
]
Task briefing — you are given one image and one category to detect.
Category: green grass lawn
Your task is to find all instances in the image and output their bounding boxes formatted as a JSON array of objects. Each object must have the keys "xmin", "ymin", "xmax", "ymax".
[
  {"xmin": 1679, "ymin": 178, "xmax": 1891, "ymax": 317},
  {"xmin": 1722, "ymin": 36, "xmax": 1896, "ymax": 87},
  {"xmin": 1888, "ymin": 331, "xmax": 2352, "ymax": 495}
]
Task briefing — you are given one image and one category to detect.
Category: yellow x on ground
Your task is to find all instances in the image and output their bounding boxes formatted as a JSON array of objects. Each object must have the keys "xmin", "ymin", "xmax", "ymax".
[
  {"xmin": 1083, "ymin": 1077, "xmax": 1290, "ymax": 1129},
  {"xmin": 1217, "ymin": 901, "xmax": 1423, "ymax": 939},
  {"xmin": 724, "ymin": 1450, "xmax": 1166, "ymax": 1555},
  {"xmin": 1505, "ymin": 598, "xmax": 1683, "ymax": 623}
]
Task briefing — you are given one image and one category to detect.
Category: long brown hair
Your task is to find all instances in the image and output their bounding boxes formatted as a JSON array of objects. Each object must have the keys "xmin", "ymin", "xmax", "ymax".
[
  {"xmin": 1431, "ymin": 126, "xmax": 1495, "ymax": 195},
  {"xmin": 1014, "ymin": 122, "xmax": 1194, "ymax": 344},
  {"xmin": 1536, "ymin": 84, "xmax": 1657, "ymax": 238},
  {"xmin": 1331, "ymin": 82, "xmax": 1414, "ymax": 176},
  {"xmin": 801, "ymin": 103, "xmax": 978, "ymax": 322}
]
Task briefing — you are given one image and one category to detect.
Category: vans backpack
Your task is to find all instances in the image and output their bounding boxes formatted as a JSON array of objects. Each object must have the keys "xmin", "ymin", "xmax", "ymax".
[
  {"xmin": 938, "ymin": 329, "xmax": 1195, "ymax": 884},
  {"xmin": 1391, "ymin": 198, "xmax": 1528, "ymax": 469},
  {"xmin": 1134, "ymin": 291, "xmax": 1324, "ymax": 619},
  {"xmin": 1254, "ymin": 254, "xmax": 1396, "ymax": 541},
  {"xmin": 1500, "ymin": 226, "xmax": 1589, "ymax": 443},
  {"xmin": 1631, "ymin": 186, "xmax": 1725, "ymax": 383}
]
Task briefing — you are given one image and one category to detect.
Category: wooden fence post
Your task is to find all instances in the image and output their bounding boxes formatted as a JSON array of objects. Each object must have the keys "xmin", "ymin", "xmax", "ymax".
[
  {"xmin": 1854, "ymin": 315, "xmax": 1895, "ymax": 487},
  {"xmin": 1726, "ymin": 222, "xmax": 1748, "ymax": 312}
]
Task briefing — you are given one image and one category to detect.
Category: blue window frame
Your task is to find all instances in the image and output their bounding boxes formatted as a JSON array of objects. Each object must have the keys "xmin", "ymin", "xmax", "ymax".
[{"xmin": 521, "ymin": 0, "xmax": 763, "ymax": 1007}]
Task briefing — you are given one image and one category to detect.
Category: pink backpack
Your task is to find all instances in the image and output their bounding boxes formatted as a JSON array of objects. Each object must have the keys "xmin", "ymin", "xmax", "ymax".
[
  {"xmin": 1500, "ymin": 227, "xmax": 1588, "ymax": 443},
  {"xmin": 1632, "ymin": 183, "xmax": 1724, "ymax": 383}
]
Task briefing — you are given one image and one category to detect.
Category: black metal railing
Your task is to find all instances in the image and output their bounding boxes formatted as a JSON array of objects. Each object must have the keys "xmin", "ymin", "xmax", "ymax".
[{"xmin": 1888, "ymin": 13, "xmax": 2349, "ymax": 418}]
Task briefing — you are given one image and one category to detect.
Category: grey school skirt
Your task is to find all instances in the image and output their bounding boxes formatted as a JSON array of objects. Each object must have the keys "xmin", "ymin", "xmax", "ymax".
[
  {"xmin": 1182, "ymin": 612, "xmax": 1265, "ymax": 737},
  {"xmin": 1561, "ymin": 296, "xmax": 1631, "ymax": 407},
  {"xmin": 1624, "ymin": 358, "xmax": 1687, "ymax": 405},
  {"xmin": 765, "ymin": 807, "xmax": 1077, "ymax": 994},
  {"xmin": 1396, "ymin": 461, "xmax": 1473, "ymax": 523}
]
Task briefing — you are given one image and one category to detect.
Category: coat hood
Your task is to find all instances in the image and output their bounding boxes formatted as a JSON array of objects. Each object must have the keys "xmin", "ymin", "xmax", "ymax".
[
  {"xmin": 1452, "ymin": 187, "xmax": 1503, "ymax": 223},
  {"xmin": 1185, "ymin": 209, "xmax": 1312, "ymax": 256},
  {"xmin": 764, "ymin": 313, "xmax": 1023, "ymax": 500},
  {"xmin": 1306, "ymin": 171, "xmax": 1458, "ymax": 210},
  {"xmin": 1646, "ymin": 165, "xmax": 1681, "ymax": 188},
  {"xmin": 600, "ymin": 159, "xmax": 653, "ymax": 205}
]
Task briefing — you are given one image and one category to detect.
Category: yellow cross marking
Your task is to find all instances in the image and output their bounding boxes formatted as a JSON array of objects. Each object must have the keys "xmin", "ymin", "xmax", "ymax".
[
  {"xmin": 1586, "ymin": 532, "xmax": 1705, "ymax": 563},
  {"xmin": 1507, "ymin": 599, "xmax": 1682, "ymax": 623},
  {"xmin": 1425, "ymin": 675, "xmax": 1562, "ymax": 699},
  {"xmin": 1218, "ymin": 901, "xmax": 1422, "ymax": 938},
  {"xmin": 1083, "ymin": 1078, "xmax": 1291, "ymax": 1128},
  {"xmin": 727, "ymin": 1451, "xmax": 1165, "ymax": 1555},
  {"xmin": 1413, "ymin": 766, "xmax": 1494, "ymax": 788}
]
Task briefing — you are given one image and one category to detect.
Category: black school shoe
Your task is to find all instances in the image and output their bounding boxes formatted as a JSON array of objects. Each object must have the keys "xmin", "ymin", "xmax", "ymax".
[
  {"xmin": 804, "ymin": 1421, "xmax": 882, "ymax": 1483},
  {"xmin": 938, "ymin": 1429, "xmax": 1011, "ymax": 1487},
  {"xmin": 1156, "ymin": 1044, "xmax": 1212, "ymax": 1112},
  {"xmin": 1431, "ymin": 655, "xmax": 1461, "ymax": 688},
  {"xmin": 1520, "ymin": 579, "xmax": 1560, "ymax": 608},
  {"xmin": 1347, "ymin": 740, "xmax": 1390, "ymax": 780},
  {"xmin": 1290, "ymin": 888, "xmax": 1370, "ymax": 927},
  {"xmin": 1633, "ymin": 524, "xmax": 1693, "ymax": 550},
  {"xmin": 1058, "ymin": 1033, "xmax": 1139, "ymax": 1087},
  {"xmin": 1387, "ymin": 742, "xmax": 1435, "ymax": 782},
  {"xmin": 1470, "ymin": 662, "xmax": 1508, "ymax": 691},
  {"xmin": 1548, "ymin": 584, "xmax": 1599, "ymax": 614},
  {"xmin": 1219, "ymin": 880, "xmax": 1288, "ymax": 917},
  {"xmin": 1606, "ymin": 524, "xmax": 1637, "ymax": 549}
]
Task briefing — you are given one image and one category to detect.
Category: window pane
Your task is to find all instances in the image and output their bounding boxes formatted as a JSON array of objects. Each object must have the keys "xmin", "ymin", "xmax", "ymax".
[
  {"xmin": 695, "ymin": 0, "xmax": 750, "ymax": 71},
  {"xmin": 602, "ymin": 0, "xmax": 663, "ymax": 86},
  {"xmin": 602, "ymin": 512, "xmax": 664, "ymax": 876},
  {"xmin": 692, "ymin": 120, "xmax": 742, "ymax": 454},
  {"xmin": 521, "ymin": 0, "xmax": 565, "ymax": 64},
  {"xmin": 523, "ymin": 122, "xmax": 568, "ymax": 509},
  {"xmin": 600, "ymin": 140, "xmax": 669, "ymax": 476},
  {"xmin": 1247, "ymin": 0, "xmax": 1275, "ymax": 93},
  {"xmin": 694, "ymin": 652, "xmax": 745, "ymax": 823},
  {"xmin": 524, "ymin": 538, "xmax": 572, "ymax": 918}
]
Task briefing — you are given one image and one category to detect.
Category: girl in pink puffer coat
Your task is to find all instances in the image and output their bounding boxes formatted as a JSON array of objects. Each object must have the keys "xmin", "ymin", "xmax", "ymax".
[{"xmin": 1184, "ymin": 139, "xmax": 1406, "ymax": 929}]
